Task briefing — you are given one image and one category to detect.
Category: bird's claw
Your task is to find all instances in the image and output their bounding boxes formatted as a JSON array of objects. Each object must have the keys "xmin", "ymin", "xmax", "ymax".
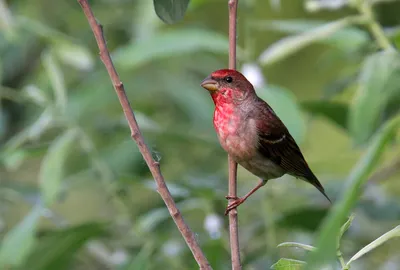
[{"xmin": 224, "ymin": 197, "xmax": 245, "ymax": 215}]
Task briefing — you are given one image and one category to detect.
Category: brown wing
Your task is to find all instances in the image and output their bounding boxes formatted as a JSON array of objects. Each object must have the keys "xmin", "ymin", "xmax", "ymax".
[
  {"xmin": 254, "ymin": 99, "xmax": 331, "ymax": 202},
  {"xmin": 258, "ymin": 131, "xmax": 314, "ymax": 180}
]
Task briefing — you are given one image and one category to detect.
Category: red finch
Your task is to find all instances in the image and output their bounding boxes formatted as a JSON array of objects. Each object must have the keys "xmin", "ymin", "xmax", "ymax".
[{"xmin": 201, "ymin": 69, "xmax": 331, "ymax": 215}]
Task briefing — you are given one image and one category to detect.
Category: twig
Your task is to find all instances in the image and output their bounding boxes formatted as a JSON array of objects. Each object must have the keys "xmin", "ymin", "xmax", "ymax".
[
  {"xmin": 337, "ymin": 249, "xmax": 348, "ymax": 270},
  {"xmin": 336, "ymin": 214, "xmax": 354, "ymax": 270},
  {"xmin": 77, "ymin": 1, "xmax": 211, "ymax": 269},
  {"xmin": 228, "ymin": 0, "xmax": 242, "ymax": 269},
  {"xmin": 355, "ymin": 1, "xmax": 393, "ymax": 50}
]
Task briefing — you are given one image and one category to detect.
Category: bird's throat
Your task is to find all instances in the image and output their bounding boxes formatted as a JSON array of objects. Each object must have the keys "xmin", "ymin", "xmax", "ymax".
[{"xmin": 210, "ymin": 87, "xmax": 235, "ymax": 106}]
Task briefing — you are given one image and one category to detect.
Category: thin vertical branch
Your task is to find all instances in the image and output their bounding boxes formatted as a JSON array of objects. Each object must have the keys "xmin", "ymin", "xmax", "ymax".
[
  {"xmin": 77, "ymin": 1, "xmax": 211, "ymax": 269},
  {"xmin": 228, "ymin": 0, "xmax": 242, "ymax": 269},
  {"xmin": 228, "ymin": 0, "xmax": 238, "ymax": 70}
]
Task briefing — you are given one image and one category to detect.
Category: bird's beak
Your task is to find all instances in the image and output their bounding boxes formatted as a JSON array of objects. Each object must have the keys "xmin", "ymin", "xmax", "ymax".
[{"xmin": 201, "ymin": 76, "xmax": 218, "ymax": 92}]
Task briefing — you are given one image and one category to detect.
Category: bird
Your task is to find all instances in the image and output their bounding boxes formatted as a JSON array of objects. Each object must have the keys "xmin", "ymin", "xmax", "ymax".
[{"xmin": 200, "ymin": 69, "xmax": 331, "ymax": 215}]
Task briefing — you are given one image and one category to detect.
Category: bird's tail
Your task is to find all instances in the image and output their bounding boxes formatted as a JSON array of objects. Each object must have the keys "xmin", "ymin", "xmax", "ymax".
[
  {"xmin": 303, "ymin": 172, "xmax": 332, "ymax": 204},
  {"xmin": 313, "ymin": 180, "xmax": 332, "ymax": 204}
]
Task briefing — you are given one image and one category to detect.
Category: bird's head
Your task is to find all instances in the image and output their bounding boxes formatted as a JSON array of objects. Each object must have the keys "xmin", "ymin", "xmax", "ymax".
[{"xmin": 201, "ymin": 69, "xmax": 255, "ymax": 105}]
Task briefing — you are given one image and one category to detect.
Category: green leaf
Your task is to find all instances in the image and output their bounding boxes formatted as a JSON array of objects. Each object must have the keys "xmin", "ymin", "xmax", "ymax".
[
  {"xmin": 257, "ymin": 85, "xmax": 305, "ymax": 142},
  {"xmin": 39, "ymin": 129, "xmax": 77, "ymax": 206},
  {"xmin": 305, "ymin": 0, "xmax": 349, "ymax": 11},
  {"xmin": 113, "ymin": 29, "xmax": 233, "ymax": 69},
  {"xmin": 338, "ymin": 214, "xmax": 355, "ymax": 241},
  {"xmin": 305, "ymin": 115, "xmax": 400, "ymax": 270},
  {"xmin": 3, "ymin": 108, "xmax": 53, "ymax": 152},
  {"xmin": 136, "ymin": 208, "xmax": 170, "ymax": 233},
  {"xmin": 2, "ymin": 149, "xmax": 26, "ymax": 171},
  {"xmin": 53, "ymin": 42, "xmax": 94, "ymax": 71},
  {"xmin": 277, "ymin": 242, "xmax": 316, "ymax": 252},
  {"xmin": 350, "ymin": 50, "xmax": 400, "ymax": 144},
  {"xmin": 16, "ymin": 16, "xmax": 70, "ymax": 42},
  {"xmin": 0, "ymin": 58, "xmax": 2, "ymax": 83},
  {"xmin": 394, "ymin": 28, "xmax": 400, "ymax": 48},
  {"xmin": 23, "ymin": 85, "xmax": 49, "ymax": 106},
  {"xmin": 0, "ymin": 205, "xmax": 43, "ymax": 267},
  {"xmin": 0, "ymin": 1, "xmax": 16, "ymax": 40},
  {"xmin": 323, "ymin": 74, "xmax": 357, "ymax": 98},
  {"xmin": 202, "ymin": 239, "xmax": 226, "ymax": 268},
  {"xmin": 21, "ymin": 223, "xmax": 109, "ymax": 270},
  {"xmin": 153, "ymin": 0, "xmax": 190, "ymax": 24},
  {"xmin": 271, "ymin": 258, "xmax": 306, "ymax": 270},
  {"xmin": 259, "ymin": 17, "xmax": 365, "ymax": 66},
  {"xmin": 0, "ymin": 107, "xmax": 6, "ymax": 140},
  {"xmin": 120, "ymin": 243, "xmax": 154, "ymax": 270},
  {"xmin": 346, "ymin": 225, "xmax": 400, "ymax": 266},
  {"xmin": 0, "ymin": 1, "xmax": 13, "ymax": 31},
  {"xmin": 385, "ymin": 90, "xmax": 400, "ymax": 118},
  {"xmin": 301, "ymin": 101, "xmax": 349, "ymax": 131},
  {"xmin": 42, "ymin": 51, "xmax": 67, "ymax": 113},
  {"xmin": 253, "ymin": 19, "xmax": 367, "ymax": 51}
]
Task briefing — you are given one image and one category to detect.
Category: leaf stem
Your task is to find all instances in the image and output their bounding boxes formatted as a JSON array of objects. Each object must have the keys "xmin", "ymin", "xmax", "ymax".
[
  {"xmin": 337, "ymin": 249, "xmax": 348, "ymax": 270},
  {"xmin": 337, "ymin": 214, "xmax": 355, "ymax": 270},
  {"xmin": 356, "ymin": 1, "xmax": 393, "ymax": 50}
]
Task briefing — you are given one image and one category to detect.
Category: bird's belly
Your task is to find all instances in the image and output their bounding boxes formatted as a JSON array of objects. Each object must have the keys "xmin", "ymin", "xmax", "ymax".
[
  {"xmin": 221, "ymin": 134, "xmax": 256, "ymax": 161},
  {"xmin": 239, "ymin": 153, "xmax": 285, "ymax": 180},
  {"xmin": 215, "ymin": 114, "xmax": 259, "ymax": 162}
]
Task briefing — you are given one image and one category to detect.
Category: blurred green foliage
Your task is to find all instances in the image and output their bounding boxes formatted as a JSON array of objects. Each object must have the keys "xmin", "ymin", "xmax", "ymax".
[{"xmin": 0, "ymin": 0, "xmax": 400, "ymax": 269}]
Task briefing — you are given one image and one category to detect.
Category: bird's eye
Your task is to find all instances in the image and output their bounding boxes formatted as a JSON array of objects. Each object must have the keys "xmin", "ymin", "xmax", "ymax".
[{"xmin": 225, "ymin": 76, "xmax": 233, "ymax": 83}]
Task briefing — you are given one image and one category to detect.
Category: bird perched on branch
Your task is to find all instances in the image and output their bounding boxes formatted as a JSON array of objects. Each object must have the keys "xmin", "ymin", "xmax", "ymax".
[{"xmin": 201, "ymin": 69, "xmax": 331, "ymax": 215}]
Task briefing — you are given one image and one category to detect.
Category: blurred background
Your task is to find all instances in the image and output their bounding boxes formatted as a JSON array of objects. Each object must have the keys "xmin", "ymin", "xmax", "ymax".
[{"xmin": 0, "ymin": 0, "xmax": 400, "ymax": 269}]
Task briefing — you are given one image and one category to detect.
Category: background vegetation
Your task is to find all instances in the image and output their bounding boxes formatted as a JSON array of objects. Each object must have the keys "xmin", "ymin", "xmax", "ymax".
[{"xmin": 0, "ymin": 0, "xmax": 399, "ymax": 269}]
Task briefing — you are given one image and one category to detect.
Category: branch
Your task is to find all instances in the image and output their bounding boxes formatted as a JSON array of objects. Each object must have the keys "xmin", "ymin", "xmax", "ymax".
[
  {"xmin": 77, "ymin": 1, "xmax": 211, "ymax": 269},
  {"xmin": 228, "ymin": 0, "xmax": 242, "ymax": 269}
]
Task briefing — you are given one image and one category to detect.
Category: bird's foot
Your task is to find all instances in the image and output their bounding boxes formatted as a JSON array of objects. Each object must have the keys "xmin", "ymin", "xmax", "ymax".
[{"xmin": 224, "ymin": 196, "xmax": 245, "ymax": 215}]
